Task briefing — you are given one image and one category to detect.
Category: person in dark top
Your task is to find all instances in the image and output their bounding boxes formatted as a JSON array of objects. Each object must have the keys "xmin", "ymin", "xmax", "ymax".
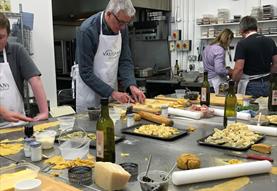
[
  {"xmin": 233, "ymin": 16, "xmax": 277, "ymax": 98},
  {"xmin": 74, "ymin": 0, "xmax": 145, "ymax": 112},
  {"xmin": 0, "ymin": 13, "xmax": 48, "ymax": 122}
]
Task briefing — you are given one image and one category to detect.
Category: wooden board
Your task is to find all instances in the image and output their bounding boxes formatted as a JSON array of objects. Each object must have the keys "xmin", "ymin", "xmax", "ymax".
[
  {"xmin": 191, "ymin": 94, "xmax": 252, "ymax": 106},
  {"xmin": 38, "ymin": 174, "xmax": 81, "ymax": 191}
]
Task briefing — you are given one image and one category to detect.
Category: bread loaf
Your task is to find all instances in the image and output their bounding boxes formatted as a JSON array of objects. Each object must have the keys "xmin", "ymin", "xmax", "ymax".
[
  {"xmin": 251, "ymin": 143, "xmax": 272, "ymax": 154},
  {"xmin": 138, "ymin": 111, "xmax": 174, "ymax": 126},
  {"xmin": 176, "ymin": 153, "xmax": 201, "ymax": 170}
]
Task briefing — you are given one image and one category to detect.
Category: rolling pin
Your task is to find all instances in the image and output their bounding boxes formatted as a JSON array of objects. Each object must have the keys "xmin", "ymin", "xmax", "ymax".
[{"xmin": 137, "ymin": 111, "xmax": 174, "ymax": 126}]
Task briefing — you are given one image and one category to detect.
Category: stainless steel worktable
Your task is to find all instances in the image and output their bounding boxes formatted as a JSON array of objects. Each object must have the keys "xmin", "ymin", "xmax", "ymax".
[{"xmin": 0, "ymin": 113, "xmax": 276, "ymax": 191}]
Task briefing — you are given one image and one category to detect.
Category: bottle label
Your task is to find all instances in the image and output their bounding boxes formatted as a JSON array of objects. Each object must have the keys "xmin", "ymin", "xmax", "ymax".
[
  {"xmin": 272, "ymin": 90, "xmax": 277, "ymax": 106},
  {"xmin": 201, "ymin": 87, "xmax": 207, "ymax": 102},
  {"xmin": 227, "ymin": 117, "xmax": 236, "ymax": 125},
  {"xmin": 96, "ymin": 130, "xmax": 104, "ymax": 158}
]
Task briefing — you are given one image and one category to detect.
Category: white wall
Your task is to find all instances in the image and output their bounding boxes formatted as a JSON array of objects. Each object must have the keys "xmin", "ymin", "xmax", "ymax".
[
  {"xmin": 10, "ymin": 0, "xmax": 57, "ymax": 107},
  {"xmin": 171, "ymin": 0, "xmax": 277, "ymax": 72}
]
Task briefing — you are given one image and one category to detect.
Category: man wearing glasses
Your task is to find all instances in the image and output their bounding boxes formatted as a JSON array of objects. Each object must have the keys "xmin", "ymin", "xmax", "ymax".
[{"xmin": 75, "ymin": 0, "xmax": 145, "ymax": 112}]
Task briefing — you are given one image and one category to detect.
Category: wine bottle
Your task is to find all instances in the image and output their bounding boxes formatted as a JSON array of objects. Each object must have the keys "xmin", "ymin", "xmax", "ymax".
[
  {"xmin": 200, "ymin": 71, "xmax": 210, "ymax": 106},
  {"xmin": 96, "ymin": 98, "xmax": 115, "ymax": 162},
  {"xmin": 174, "ymin": 60, "xmax": 180, "ymax": 76},
  {"xmin": 268, "ymin": 73, "xmax": 277, "ymax": 112},
  {"xmin": 224, "ymin": 80, "xmax": 237, "ymax": 127}
]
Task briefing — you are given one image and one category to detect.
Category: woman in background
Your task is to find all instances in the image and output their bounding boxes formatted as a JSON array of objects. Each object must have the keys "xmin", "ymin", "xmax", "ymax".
[{"xmin": 203, "ymin": 28, "xmax": 234, "ymax": 94}]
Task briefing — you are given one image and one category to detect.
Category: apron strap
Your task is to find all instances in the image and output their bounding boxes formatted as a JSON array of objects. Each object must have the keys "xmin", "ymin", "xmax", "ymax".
[
  {"xmin": 100, "ymin": 12, "xmax": 104, "ymax": 35},
  {"xmin": 3, "ymin": 48, "xmax": 7, "ymax": 63}
]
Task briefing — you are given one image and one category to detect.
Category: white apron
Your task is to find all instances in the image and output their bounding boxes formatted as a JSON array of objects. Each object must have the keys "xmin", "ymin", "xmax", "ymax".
[
  {"xmin": 209, "ymin": 75, "xmax": 228, "ymax": 95},
  {"xmin": 237, "ymin": 73, "xmax": 270, "ymax": 95},
  {"xmin": 0, "ymin": 49, "xmax": 25, "ymax": 114},
  {"xmin": 75, "ymin": 12, "xmax": 122, "ymax": 112}
]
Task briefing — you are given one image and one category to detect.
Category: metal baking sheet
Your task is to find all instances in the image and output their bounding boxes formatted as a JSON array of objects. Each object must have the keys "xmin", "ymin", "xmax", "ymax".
[
  {"xmin": 121, "ymin": 123, "xmax": 188, "ymax": 141},
  {"xmin": 56, "ymin": 130, "xmax": 125, "ymax": 148},
  {"xmin": 197, "ymin": 133, "xmax": 265, "ymax": 151}
]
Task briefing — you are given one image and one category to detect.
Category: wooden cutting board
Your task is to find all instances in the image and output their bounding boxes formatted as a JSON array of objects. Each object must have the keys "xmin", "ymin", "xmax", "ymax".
[
  {"xmin": 38, "ymin": 174, "xmax": 81, "ymax": 191},
  {"xmin": 191, "ymin": 94, "xmax": 251, "ymax": 106}
]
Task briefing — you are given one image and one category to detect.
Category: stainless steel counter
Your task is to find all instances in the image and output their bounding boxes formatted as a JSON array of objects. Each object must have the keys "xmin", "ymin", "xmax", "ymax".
[{"xmin": 1, "ymin": 113, "xmax": 276, "ymax": 191}]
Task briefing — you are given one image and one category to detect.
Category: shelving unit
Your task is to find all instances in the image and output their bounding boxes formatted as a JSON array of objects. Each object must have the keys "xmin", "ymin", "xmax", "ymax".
[{"xmin": 198, "ymin": 19, "xmax": 277, "ymax": 40}]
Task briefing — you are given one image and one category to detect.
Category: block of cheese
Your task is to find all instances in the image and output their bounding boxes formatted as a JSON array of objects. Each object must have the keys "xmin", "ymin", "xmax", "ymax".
[{"xmin": 94, "ymin": 162, "xmax": 131, "ymax": 191}]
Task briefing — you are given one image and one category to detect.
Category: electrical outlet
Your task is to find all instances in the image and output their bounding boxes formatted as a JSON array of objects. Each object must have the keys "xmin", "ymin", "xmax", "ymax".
[
  {"xmin": 172, "ymin": 30, "xmax": 181, "ymax": 41},
  {"xmin": 182, "ymin": 40, "xmax": 192, "ymax": 52},
  {"xmin": 176, "ymin": 41, "xmax": 183, "ymax": 51},
  {"xmin": 169, "ymin": 41, "xmax": 175, "ymax": 52}
]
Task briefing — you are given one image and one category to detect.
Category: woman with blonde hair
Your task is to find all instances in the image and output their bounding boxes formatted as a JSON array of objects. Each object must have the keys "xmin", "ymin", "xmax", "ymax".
[{"xmin": 203, "ymin": 28, "xmax": 234, "ymax": 94}]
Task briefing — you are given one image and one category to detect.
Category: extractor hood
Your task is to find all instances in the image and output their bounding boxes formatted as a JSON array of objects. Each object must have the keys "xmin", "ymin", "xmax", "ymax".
[{"xmin": 52, "ymin": 0, "xmax": 171, "ymax": 21}]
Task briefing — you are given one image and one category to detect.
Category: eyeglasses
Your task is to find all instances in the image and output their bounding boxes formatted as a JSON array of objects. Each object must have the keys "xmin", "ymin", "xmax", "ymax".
[{"xmin": 111, "ymin": 12, "xmax": 130, "ymax": 26}]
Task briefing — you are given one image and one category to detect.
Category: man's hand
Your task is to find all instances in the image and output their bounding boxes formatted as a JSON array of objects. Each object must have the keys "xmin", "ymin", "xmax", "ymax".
[
  {"xmin": 111, "ymin": 91, "xmax": 134, "ymax": 103},
  {"xmin": 129, "ymin": 85, "xmax": 146, "ymax": 104},
  {"xmin": 0, "ymin": 108, "xmax": 33, "ymax": 122},
  {"xmin": 33, "ymin": 112, "xmax": 49, "ymax": 121}
]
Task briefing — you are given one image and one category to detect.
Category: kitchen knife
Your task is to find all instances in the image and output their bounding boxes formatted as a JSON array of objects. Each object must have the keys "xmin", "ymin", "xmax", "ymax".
[{"xmin": 224, "ymin": 151, "xmax": 273, "ymax": 162}]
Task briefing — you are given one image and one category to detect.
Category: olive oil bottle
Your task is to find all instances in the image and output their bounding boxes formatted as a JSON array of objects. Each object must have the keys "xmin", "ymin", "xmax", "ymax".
[
  {"xmin": 96, "ymin": 98, "xmax": 115, "ymax": 162},
  {"xmin": 200, "ymin": 71, "xmax": 210, "ymax": 106},
  {"xmin": 224, "ymin": 80, "xmax": 237, "ymax": 127},
  {"xmin": 268, "ymin": 73, "xmax": 277, "ymax": 112}
]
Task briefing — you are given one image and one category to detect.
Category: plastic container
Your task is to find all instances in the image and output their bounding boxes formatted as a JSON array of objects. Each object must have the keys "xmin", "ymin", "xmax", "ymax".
[
  {"xmin": 57, "ymin": 116, "xmax": 75, "ymax": 131},
  {"xmin": 15, "ymin": 179, "xmax": 41, "ymax": 191},
  {"xmin": 59, "ymin": 138, "xmax": 90, "ymax": 160},
  {"xmin": 137, "ymin": 170, "xmax": 169, "ymax": 191},
  {"xmin": 34, "ymin": 130, "xmax": 57, "ymax": 149},
  {"xmin": 0, "ymin": 162, "xmax": 40, "ymax": 191},
  {"xmin": 175, "ymin": 89, "xmax": 186, "ymax": 98}
]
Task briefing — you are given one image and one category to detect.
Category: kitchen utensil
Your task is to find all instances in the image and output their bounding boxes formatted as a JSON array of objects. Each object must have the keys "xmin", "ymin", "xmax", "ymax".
[
  {"xmin": 172, "ymin": 160, "xmax": 272, "ymax": 185},
  {"xmin": 224, "ymin": 151, "xmax": 273, "ymax": 162},
  {"xmin": 142, "ymin": 154, "xmax": 152, "ymax": 182},
  {"xmin": 138, "ymin": 170, "xmax": 169, "ymax": 191},
  {"xmin": 163, "ymin": 163, "xmax": 177, "ymax": 181}
]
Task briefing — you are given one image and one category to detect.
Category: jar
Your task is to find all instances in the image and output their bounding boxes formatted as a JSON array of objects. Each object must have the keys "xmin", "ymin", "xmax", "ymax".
[
  {"xmin": 127, "ymin": 113, "xmax": 135, "ymax": 127},
  {"xmin": 160, "ymin": 105, "xmax": 169, "ymax": 117},
  {"xmin": 30, "ymin": 141, "xmax": 42, "ymax": 162},
  {"xmin": 23, "ymin": 137, "xmax": 34, "ymax": 158}
]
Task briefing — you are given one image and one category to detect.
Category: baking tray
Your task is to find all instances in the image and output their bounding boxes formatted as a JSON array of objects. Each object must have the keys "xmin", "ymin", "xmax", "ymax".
[
  {"xmin": 56, "ymin": 130, "xmax": 125, "ymax": 148},
  {"xmin": 197, "ymin": 133, "xmax": 265, "ymax": 151},
  {"xmin": 121, "ymin": 123, "xmax": 188, "ymax": 141}
]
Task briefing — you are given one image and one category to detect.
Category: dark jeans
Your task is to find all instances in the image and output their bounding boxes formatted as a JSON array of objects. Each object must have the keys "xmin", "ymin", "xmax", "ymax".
[{"xmin": 246, "ymin": 79, "xmax": 270, "ymax": 98}]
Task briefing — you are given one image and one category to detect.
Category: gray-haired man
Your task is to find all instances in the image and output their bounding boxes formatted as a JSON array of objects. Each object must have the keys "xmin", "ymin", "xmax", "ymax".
[
  {"xmin": 232, "ymin": 16, "xmax": 277, "ymax": 98},
  {"xmin": 75, "ymin": 0, "xmax": 145, "ymax": 112}
]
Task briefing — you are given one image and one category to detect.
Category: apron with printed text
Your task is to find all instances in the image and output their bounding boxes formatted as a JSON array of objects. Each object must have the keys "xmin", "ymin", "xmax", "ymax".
[
  {"xmin": 75, "ymin": 12, "xmax": 122, "ymax": 112},
  {"xmin": 0, "ymin": 49, "xmax": 25, "ymax": 114}
]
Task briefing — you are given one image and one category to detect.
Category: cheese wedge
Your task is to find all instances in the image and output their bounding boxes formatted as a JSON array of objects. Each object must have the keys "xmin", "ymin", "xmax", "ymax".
[{"xmin": 94, "ymin": 162, "xmax": 131, "ymax": 191}]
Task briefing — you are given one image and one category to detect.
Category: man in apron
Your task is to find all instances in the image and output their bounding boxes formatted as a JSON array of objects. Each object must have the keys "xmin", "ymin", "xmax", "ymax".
[
  {"xmin": 232, "ymin": 16, "xmax": 277, "ymax": 98},
  {"xmin": 74, "ymin": 0, "xmax": 145, "ymax": 112},
  {"xmin": 0, "ymin": 13, "xmax": 48, "ymax": 122}
]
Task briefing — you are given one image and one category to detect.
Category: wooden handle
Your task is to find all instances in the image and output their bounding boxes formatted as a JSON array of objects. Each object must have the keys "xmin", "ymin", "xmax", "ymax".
[{"xmin": 138, "ymin": 111, "xmax": 174, "ymax": 126}]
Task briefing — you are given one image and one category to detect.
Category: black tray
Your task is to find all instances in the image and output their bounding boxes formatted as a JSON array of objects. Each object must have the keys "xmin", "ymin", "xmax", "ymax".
[
  {"xmin": 197, "ymin": 133, "xmax": 265, "ymax": 151},
  {"xmin": 56, "ymin": 130, "xmax": 125, "ymax": 148},
  {"xmin": 121, "ymin": 123, "xmax": 188, "ymax": 141}
]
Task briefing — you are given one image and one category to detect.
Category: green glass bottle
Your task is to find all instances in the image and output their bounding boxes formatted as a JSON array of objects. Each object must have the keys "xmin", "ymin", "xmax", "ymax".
[
  {"xmin": 224, "ymin": 80, "xmax": 237, "ymax": 127},
  {"xmin": 268, "ymin": 73, "xmax": 277, "ymax": 112},
  {"xmin": 96, "ymin": 98, "xmax": 115, "ymax": 162},
  {"xmin": 200, "ymin": 71, "xmax": 210, "ymax": 106},
  {"xmin": 174, "ymin": 60, "xmax": 180, "ymax": 76}
]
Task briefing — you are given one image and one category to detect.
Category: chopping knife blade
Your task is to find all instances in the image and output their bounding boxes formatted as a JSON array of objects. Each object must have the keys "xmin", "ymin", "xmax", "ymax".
[{"xmin": 224, "ymin": 151, "xmax": 273, "ymax": 162}]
